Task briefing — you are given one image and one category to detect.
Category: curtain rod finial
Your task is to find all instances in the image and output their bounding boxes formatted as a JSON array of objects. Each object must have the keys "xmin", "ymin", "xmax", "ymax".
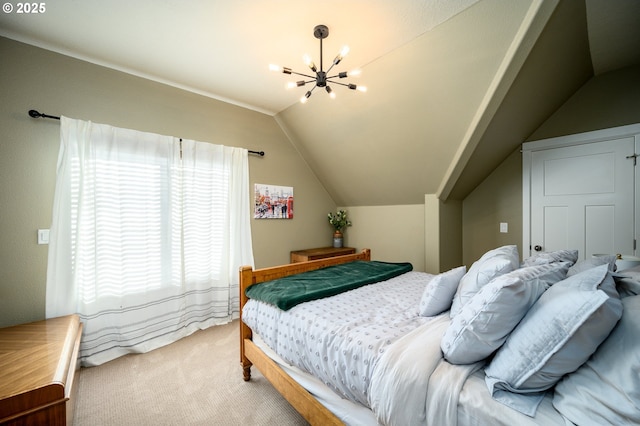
[{"xmin": 27, "ymin": 109, "xmax": 60, "ymax": 120}]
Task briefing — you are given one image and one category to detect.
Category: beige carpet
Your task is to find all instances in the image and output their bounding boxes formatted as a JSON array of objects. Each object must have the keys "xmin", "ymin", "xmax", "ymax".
[{"xmin": 73, "ymin": 320, "xmax": 309, "ymax": 425}]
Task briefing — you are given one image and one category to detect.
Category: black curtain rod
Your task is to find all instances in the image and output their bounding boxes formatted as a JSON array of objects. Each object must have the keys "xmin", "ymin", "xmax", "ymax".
[{"xmin": 28, "ymin": 109, "xmax": 265, "ymax": 157}]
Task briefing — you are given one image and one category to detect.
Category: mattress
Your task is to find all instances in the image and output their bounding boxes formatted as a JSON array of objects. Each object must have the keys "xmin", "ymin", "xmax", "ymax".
[{"xmin": 242, "ymin": 270, "xmax": 436, "ymax": 406}]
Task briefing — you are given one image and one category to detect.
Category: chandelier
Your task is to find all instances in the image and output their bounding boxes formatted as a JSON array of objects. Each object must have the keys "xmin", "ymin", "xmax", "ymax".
[{"xmin": 269, "ymin": 24, "xmax": 366, "ymax": 103}]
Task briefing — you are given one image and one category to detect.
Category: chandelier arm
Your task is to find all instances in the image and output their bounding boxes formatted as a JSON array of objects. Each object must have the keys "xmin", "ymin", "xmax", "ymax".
[
  {"xmin": 326, "ymin": 80, "xmax": 352, "ymax": 88},
  {"xmin": 325, "ymin": 62, "xmax": 338, "ymax": 75},
  {"xmin": 288, "ymin": 70, "xmax": 317, "ymax": 79},
  {"xmin": 293, "ymin": 79, "xmax": 317, "ymax": 87}
]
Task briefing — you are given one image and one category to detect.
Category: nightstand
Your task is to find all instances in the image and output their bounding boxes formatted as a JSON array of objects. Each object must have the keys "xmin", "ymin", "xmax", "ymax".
[{"xmin": 290, "ymin": 247, "xmax": 356, "ymax": 263}]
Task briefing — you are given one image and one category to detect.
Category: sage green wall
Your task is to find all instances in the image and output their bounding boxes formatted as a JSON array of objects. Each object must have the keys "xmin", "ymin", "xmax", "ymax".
[
  {"xmin": 528, "ymin": 64, "xmax": 640, "ymax": 141},
  {"xmin": 344, "ymin": 200, "xmax": 459, "ymax": 274},
  {"xmin": 462, "ymin": 64, "xmax": 640, "ymax": 266},
  {"xmin": 0, "ymin": 37, "xmax": 335, "ymax": 328},
  {"xmin": 424, "ymin": 195, "xmax": 462, "ymax": 274},
  {"xmin": 424, "ymin": 195, "xmax": 441, "ymax": 274},
  {"xmin": 342, "ymin": 205, "xmax": 425, "ymax": 272},
  {"xmin": 439, "ymin": 198, "xmax": 463, "ymax": 272},
  {"xmin": 462, "ymin": 148, "xmax": 522, "ymax": 266}
]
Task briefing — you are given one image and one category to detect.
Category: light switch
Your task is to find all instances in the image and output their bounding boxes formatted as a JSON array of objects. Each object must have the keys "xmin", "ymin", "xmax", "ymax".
[
  {"xmin": 499, "ymin": 222, "xmax": 508, "ymax": 233},
  {"xmin": 37, "ymin": 229, "xmax": 50, "ymax": 245}
]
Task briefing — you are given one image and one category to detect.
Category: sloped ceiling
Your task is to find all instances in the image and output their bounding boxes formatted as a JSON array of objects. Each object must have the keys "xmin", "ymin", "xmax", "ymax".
[
  {"xmin": 277, "ymin": 0, "xmax": 549, "ymax": 205},
  {"xmin": 446, "ymin": 0, "xmax": 594, "ymax": 200},
  {"xmin": 586, "ymin": 0, "xmax": 640, "ymax": 76},
  {"xmin": 1, "ymin": 0, "xmax": 639, "ymax": 206},
  {"xmin": 447, "ymin": 0, "xmax": 640, "ymax": 201}
]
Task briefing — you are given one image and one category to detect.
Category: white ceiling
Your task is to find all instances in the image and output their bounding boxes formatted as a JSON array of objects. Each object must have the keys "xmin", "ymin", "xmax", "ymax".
[{"xmin": 0, "ymin": 0, "xmax": 480, "ymax": 115}]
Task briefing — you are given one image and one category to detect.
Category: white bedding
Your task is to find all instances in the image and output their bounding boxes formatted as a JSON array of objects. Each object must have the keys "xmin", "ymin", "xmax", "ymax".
[
  {"xmin": 242, "ymin": 271, "xmax": 437, "ymax": 406},
  {"xmin": 252, "ymin": 333, "xmax": 380, "ymax": 425},
  {"xmin": 368, "ymin": 314, "xmax": 479, "ymax": 425},
  {"xmin": 457, "ymin": 371, "xmax": 572, "ymax": 426},
  {"xmin": 242, "ymin": 269, "xmax": 576, "ymax": 425}
]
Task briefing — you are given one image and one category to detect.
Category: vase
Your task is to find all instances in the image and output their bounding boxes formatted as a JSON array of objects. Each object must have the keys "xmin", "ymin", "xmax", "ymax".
[{"xmin": 333, "ymin": 230, "xmax": 343, "ymax": 248}]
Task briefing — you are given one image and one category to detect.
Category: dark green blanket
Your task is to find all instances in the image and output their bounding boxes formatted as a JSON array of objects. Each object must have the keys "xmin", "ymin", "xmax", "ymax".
[{"xmin": 245, "ymin": 260, "xmax": 413, "ymax": 310}]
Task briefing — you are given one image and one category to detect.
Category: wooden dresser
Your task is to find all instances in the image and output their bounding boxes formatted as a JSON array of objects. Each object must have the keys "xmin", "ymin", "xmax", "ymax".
[
  {"xmin": 0, "ymin": 315, "xmax": 82, "ymax": 426},
  {"xmin": 290, "ymin": 246, "xmax": 356, "ymax": 263}
]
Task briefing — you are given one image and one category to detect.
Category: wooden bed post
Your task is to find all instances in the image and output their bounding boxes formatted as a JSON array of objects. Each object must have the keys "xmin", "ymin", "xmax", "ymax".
[{"xmin": 239, "ymin": 265, "xmax": 254, "ymax": 381}]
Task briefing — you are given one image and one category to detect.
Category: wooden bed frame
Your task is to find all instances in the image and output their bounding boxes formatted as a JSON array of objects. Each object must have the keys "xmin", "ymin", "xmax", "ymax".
[{"xmin": 239, "ymin": 248, "xmax": 371, "ymax": 426}]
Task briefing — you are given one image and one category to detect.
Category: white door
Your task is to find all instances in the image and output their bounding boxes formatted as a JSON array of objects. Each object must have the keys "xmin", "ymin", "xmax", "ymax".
[{"xmin": 528, "ymin": 137, "xmax": 635, "ymax": 260}]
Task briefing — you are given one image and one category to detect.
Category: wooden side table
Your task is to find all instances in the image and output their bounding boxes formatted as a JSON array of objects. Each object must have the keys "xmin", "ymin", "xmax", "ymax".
[
  {"xmin": 290, "ymin": 247, "xmax": 356, "ymax": 263},
  {"xmin": 0, "ymin": 315, "xmax": 82, "ymax": 426}
]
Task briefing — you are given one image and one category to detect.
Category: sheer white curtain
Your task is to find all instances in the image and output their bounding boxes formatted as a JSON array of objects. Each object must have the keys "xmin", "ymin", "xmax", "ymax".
[{"xmin": 46, "ymin": 117, "xmax": 254, "ymax": 366}]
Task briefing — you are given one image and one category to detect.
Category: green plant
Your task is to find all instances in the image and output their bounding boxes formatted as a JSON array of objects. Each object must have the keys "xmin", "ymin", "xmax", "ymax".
[{"xmin": 327, "ymin": 209, "xmax": 352, "ymax": 232}]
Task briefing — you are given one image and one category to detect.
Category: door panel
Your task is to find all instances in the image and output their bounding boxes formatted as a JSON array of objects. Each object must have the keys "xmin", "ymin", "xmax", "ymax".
[
  {"xmin": 543, "ymin": 206, "xmax": 569, "ymax": 251},
  {"xmin": 585, "ymin": 205, "xmax": 615, "ymax": 257},
  {"xmin": 530, "ymin": 137, "xmax": 634, "ymax": 260},
  {"xmin": 543, "ymin": 152, "xmax": 615, "ymax": 195}
]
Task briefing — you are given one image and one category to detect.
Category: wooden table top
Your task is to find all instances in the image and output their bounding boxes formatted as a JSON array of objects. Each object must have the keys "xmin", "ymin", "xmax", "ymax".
[
  {"xmin": 290, "ymin": 247, "xmax": 356, "ymax": 256},
  {"xmin": 0, "ymin": 315, "xmax": 80, "ymax": 402}
]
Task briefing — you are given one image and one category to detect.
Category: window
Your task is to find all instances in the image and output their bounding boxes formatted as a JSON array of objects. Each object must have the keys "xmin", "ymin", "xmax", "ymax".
[{"xmin": 47, "ymin": 117, "xmax": 254, "ymax": 366}]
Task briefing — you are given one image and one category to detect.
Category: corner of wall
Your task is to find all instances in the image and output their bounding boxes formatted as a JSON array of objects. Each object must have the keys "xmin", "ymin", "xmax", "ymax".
[
  {"xmin": 424, "ymin": 194, "xmax": 463, "ymax": 273},
  {"xmin": 439, "ymin": 199, "xmax": 463, "ymax": 271},
  {"xmin": 424, "ymin": 194, "xmax": 440, "ymax": 274}
]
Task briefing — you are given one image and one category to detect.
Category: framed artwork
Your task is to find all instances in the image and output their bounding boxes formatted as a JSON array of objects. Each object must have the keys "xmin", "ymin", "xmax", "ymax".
[{"xmin": 254, "ymin": 184, "xmax": 293, "ymax": 219}]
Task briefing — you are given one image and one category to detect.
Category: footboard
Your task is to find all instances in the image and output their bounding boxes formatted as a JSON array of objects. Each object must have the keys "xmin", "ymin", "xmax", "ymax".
[{"xmin": 239, "ymin": 249, "xmax": 371, "ymax": 425}]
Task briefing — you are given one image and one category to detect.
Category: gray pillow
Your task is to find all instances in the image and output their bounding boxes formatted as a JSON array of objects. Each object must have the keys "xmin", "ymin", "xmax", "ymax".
[
  {"xmin": 614, "ymin": 265, "xmax": 640, "ymax": 297},
  {"xmin": 450, "ymin": 245, "xmax": 519, "ymax": 318},
  {"xmin": 521, "ymin": 249, "xmax": 578, "ymax": 267},
  {"xmin": 616, "ymin": 264, "xmax": 640, "ymax": 280},
  {"xmin": 553, "ymin": 294, "xmax": 640, "ymax": 425},
  {"xmin": 484, "ymin": 264, "xmax": 623, "ymax": 416},
  {"xmin": 418, "ymin": 266, "xmax": 466, "ymax": 317},
  {"xmin": 567, "ymin": 255, "xmax": 616, "ymax": 276},
  {"xmin": 441, "ymin": 262, "xmax": 569, "ymax": 365}
]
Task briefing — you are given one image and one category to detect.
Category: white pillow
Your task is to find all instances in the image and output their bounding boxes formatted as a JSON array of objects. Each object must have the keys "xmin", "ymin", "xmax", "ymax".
[
  {"xmin": 441, "ymin": 262, "xmax": 569, "ymax": 365},
  {"xmin": 484, "ymin": 264, "xmax": 623, "ymax": 416},
  {"xmin": 521, "ymin": 249, "xmax": 578, "ymax": 267},
  {"xmin": 450, "ymin": 245, "xmax": 519, "ymax": 318},
  {"xmin": 553, "ymin": 295, "xmax": 640, "ymax": 425},
  {"xmin": 418, "ymin": 266, "xmax": 466, "ymax": 317}
]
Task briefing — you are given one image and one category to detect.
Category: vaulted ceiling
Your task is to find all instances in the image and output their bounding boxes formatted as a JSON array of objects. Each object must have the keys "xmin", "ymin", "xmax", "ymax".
[{"xmin": 1, "ymin": 0, "xmax": 638, "ymax": 205}]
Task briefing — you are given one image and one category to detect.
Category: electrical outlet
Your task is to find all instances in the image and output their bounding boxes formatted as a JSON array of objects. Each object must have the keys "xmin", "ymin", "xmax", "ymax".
[{"xmin": 499, "ymin": 222, "xmax": 508, "ymax": 233}]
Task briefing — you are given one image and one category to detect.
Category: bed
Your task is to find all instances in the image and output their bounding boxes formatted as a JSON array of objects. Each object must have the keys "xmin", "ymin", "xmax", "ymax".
[{"xmin": 239, "ymin": 247, "xmax": 640, "ymax": 425}]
